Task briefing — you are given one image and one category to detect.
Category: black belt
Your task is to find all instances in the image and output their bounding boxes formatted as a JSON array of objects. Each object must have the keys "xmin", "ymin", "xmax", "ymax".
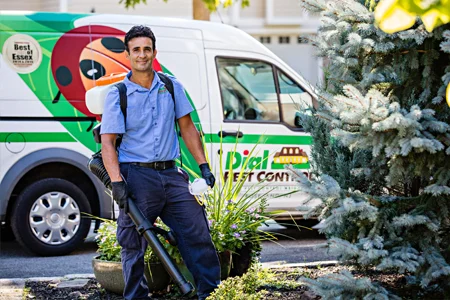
[{"xmin": 130, "ymin": 160, "xmax": 175, "ymax": 170}]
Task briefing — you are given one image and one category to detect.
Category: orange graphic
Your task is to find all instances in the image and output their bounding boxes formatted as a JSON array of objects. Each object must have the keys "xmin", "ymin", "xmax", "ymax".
[{"xmin": 79, "ymin": 37, "xmax": 130, "ymax": 91}]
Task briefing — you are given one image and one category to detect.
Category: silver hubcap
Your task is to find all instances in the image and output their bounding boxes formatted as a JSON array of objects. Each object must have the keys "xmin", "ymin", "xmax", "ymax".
[{"xmin": 29, "ymin": 192, "xmax": 81, "ymax": 245}]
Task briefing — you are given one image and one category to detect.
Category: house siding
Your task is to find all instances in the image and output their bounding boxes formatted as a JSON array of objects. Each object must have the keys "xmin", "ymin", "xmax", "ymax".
[
  {"xmin": 272, "ymin": 0, "xmax": 304, "ymax": 18},
  {"xmin": 239, "ymin": 0, "xmax": 264, "ymax": 19},
  {"xmin": 40, "ymin": 0, "xmax": 59, "ymax": 12},
  {"xmin": 0, "ymin": 0, "xmax": 41, "ymax": 11},
  {"xmin": 0, "ymin": 0, "xmax": 191, "ymax": 17},
  {"xmin": 68, "ymin": 0, "xmax": 192, "ymax": 18}
]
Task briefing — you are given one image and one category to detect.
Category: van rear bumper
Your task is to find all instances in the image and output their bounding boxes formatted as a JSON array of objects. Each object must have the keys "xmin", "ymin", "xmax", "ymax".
[{"xmin": 266, "ymin": 196, "xmax": 321, "ymax": 221}]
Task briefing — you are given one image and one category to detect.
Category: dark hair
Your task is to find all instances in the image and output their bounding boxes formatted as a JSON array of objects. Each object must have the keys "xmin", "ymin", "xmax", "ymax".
[{"xmin": 124, "ymin": 25, "xmax": 156, "ymax": 52}]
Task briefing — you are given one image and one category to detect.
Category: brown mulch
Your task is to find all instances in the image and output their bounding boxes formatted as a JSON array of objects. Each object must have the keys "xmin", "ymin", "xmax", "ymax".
[
  {"xmin": 24, "ymin": 265, "xmax": 450, "ymax": 299},
  {"xmin": 25, "ymin": 279, "xmax": 317, "ymax": 300}
]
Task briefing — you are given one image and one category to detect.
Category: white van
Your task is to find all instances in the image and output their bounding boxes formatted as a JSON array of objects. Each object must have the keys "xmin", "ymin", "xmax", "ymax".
[{"xmin": 0, "ymin": 11, "xmax": 317, "ymax": 255}]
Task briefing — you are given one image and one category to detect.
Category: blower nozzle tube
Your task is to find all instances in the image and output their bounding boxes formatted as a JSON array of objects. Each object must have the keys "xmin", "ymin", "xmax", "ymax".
[
  {"xmin": 88, "ymin": 152, "xmax": 112, "ymax": 189},
  {"xmin": 88, "ymin": 153, "xmax": 194, "ymax": 295}
]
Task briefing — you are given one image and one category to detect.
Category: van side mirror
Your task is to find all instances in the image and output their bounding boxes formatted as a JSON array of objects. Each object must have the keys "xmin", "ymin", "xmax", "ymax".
[{"xmin": 294, "ymin": 112, "xmax": 303, "ymax": 129}]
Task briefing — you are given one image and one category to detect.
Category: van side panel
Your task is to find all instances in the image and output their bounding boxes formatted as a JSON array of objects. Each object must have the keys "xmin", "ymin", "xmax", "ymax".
[
  {"xmin": 155, "ymin": 34, "xmax": 209, "ymax": 173},
  {"xmin": 0, "ymin": 148, "xmax": 111, "ymax": 221}
]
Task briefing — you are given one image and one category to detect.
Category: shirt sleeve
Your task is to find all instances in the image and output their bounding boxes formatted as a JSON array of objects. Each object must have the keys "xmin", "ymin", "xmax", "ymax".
[
  {"xmin": 100, "ymin": 87, "xmax": 126, "ymax": 135},
  {"xmin": 169, "ymin": 75, "xmax": 194, "ymax": 119}
]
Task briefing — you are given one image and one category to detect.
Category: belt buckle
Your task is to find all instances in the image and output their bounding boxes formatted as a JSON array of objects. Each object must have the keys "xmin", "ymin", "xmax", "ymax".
[{"xmin": 156, "ymin": 161, "xmax": 163, "ymax": 170}]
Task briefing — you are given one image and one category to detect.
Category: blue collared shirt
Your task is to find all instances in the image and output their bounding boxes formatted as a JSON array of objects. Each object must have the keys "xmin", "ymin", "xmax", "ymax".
[{"xmin": 100, "ymin": 71, "xmax": 193, "ymax": 163}]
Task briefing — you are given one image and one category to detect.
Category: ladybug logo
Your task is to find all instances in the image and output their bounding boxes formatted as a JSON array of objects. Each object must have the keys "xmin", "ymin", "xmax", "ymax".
[{"xmin": 51, "ymin": 25, "xmax": 163, "ymax": 118}]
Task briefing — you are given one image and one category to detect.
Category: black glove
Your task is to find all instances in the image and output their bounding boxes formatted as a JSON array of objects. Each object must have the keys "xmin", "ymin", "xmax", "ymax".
[
  {"xmin": 111, "ymin": 181, "xmax": 129, "ymax": 214},
  {"xmin": 199, "ymin": 163, "xmax": 215, "ymax": 188}
]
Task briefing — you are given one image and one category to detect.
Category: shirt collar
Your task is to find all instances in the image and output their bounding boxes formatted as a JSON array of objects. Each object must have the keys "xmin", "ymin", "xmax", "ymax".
[{"xmin": 123, "ymin": 70, "xmax": 162, "ymax": 96}]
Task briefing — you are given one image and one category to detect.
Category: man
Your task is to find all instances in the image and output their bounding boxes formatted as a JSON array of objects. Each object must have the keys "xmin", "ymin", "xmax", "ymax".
[{"xmin": 100, "ymin": 25, "xmax": 221, "ymax": 300}]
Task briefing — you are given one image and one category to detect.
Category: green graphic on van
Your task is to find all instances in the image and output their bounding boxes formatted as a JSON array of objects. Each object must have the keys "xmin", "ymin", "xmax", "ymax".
[
  {"xmin": 0, "ymin": 14, "xmax": 200, "ymax": 162},
  {"xmin": 224, "ymin": 146, "xmax": 310, "ymax": 182},
  {"xmin": 226, "ymin": 147, "xmax": 310, "ymax": 171}
]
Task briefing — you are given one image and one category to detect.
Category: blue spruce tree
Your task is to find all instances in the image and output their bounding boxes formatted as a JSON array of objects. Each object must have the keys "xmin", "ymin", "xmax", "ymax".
[{"xmin": 293, "ymin": 0, "xmax": 450, "ymax": 297}]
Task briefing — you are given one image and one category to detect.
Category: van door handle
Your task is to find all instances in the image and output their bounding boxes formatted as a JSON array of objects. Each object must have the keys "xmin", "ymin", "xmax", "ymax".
[{"xmin": 218, "ymin": 131, "xmax": 244, "ymax": 138}]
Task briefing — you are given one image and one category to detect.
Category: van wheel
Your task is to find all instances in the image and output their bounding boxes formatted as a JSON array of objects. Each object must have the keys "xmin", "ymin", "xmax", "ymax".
[
  {"xmin": 0, "ymin": 224, "xmax": 15, "ymax": 242},
  {"xmin": 11, "ymin": 178, "xmax": 92, "ymax": 256}
]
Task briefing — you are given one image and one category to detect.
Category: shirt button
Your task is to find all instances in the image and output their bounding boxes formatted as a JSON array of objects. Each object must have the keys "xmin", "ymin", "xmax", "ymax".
[
  {"xmin": 152, "ymin": 107, "xmax": 155, "ymax": 109},
  {"xmin": 156, "ymin": 154, "xmax": 159, "ymax": 157},
  {"xmin": 154, "ymin": 123, "xmax": 157, "ymax": 125}
]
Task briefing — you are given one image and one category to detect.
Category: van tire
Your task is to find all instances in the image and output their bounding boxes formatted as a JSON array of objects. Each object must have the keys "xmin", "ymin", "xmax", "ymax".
[
  {"xmin": 0, "ymin": 225, "xmax": 15, "ymax": 242},
  {"xmin": 11, "ymin": 178, "xmax": 92, "ymax": 256}
]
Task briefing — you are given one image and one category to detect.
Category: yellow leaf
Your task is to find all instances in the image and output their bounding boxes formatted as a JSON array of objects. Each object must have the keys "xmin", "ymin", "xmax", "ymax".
[
  {"xmin": 421, "ymin": 9, "xmax": 444, "ymax": 31},
  {"xmin": 376, "ymin": 0, "xmax": 450, "ymax": 34},
  {"xmin": 375, "ymin": 0, "xmax": 398, "ymax": 20},
  {"xmin": 446, "ymin": 83, "xmax": 450, "ymax": 107},
  {"xmin": 375, "ymin": 0, "xmax": 417, "ymax": 34},
  {"xmin": 413, "ymin": 0, "xmax": 434, "ymax": 10}
]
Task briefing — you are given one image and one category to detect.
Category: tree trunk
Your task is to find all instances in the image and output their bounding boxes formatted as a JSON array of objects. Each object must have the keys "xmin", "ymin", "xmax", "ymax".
[
  {"xmin": 410, "ymin": 177, "xmax": 421, "ymax": 197},
  {"xmin": 193, "ymin": 0, "xmax": 210, "ymax": 21}
]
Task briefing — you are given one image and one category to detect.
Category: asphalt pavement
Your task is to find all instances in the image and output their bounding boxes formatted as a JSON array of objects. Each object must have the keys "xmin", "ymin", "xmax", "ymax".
[{"xmin": 0, "ymin": 220, "xmax": 336, "ymax": 279}]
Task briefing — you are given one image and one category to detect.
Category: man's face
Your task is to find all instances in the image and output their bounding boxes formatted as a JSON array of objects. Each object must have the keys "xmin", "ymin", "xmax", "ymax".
[{"xmin": 126, "ymin": 36, "xmax": 157, "ymax": 73}]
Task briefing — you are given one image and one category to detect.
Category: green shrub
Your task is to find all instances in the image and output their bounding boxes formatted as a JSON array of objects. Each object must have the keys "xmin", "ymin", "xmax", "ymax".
[
  {"xmin": 94, "ymin": 218, "xmax": 171, "ymax": 264},
  {"xmin": 95, "ymin": 219, "xmax": 121, "ymax": 262},
  {"xmin": 207, "ymin": 266, "xmax": 301, "ymax": 300}
]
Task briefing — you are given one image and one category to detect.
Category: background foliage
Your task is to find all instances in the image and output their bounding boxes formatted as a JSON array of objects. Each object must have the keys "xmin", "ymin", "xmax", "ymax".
[{"xmin": 119, "ymin": 0, "xmax": 249, "ymax": 11}]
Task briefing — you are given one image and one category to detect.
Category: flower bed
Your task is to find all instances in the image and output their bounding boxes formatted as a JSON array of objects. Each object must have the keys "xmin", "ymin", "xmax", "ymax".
[{"xmin": 25, "ymin": 264, "xmax": 449, "ymax": 299}]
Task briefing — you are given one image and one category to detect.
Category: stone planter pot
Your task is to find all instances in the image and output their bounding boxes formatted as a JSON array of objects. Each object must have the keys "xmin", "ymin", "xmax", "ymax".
[
  {"xmin": 92, "ymin": 256, "xmax": 170, "ymax": 295},
  {"xmin": 144, "ymin": 261, "xmax": 171, "ymax": 292},
  {"xmin": 229, "ymin": 243, "xmax": 252, "ymax": 277},
  {"xmin": 92, "ymin": 257, "xmax": 124, "ymax": 295},
  {"xmin": 218, "ymin": 250, "xmax": 232, "ymax": 280}
]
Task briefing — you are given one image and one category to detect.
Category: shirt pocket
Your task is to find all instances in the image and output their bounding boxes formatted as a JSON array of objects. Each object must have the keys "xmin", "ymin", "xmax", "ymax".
[
  {"xmin": 160, "ymin": 92, "xmax": 175, "ymax": 120},
  {"xmin": 126, "ymin": 105, "xmax": 146, "ymax": 130}
]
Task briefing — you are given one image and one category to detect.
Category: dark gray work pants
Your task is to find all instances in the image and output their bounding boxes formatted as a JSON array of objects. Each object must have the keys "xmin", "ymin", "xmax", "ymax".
[{"xmin": 117, "ymin": 163, "xmax": 220, "ymax": 300}]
